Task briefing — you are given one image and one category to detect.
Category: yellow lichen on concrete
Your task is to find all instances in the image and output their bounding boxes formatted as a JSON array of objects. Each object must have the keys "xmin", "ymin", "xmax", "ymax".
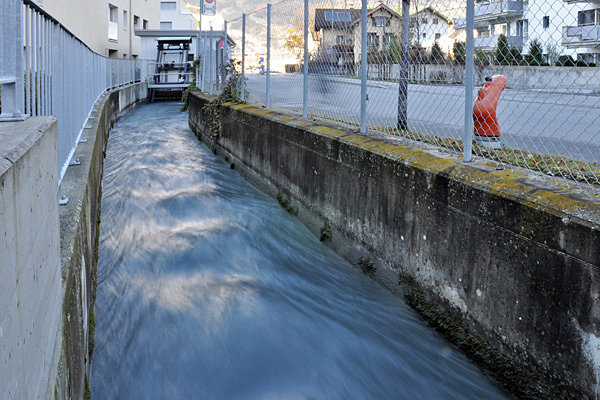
[{"xmin": 221, "ymin": 100, "xmax": 600, "ymax": 224}]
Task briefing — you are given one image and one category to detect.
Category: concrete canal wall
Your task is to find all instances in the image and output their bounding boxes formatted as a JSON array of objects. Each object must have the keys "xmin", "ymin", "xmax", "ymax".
[
  {"xmin": 0, "ymin": 82, "xmax": 147, "ymax": 399},
  {"xmin": 189, "ymin": 92, "xmax": 600, "ymax": 399}
]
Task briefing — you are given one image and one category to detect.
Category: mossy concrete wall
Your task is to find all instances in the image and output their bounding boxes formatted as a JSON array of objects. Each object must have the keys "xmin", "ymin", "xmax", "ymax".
[
  {"xmin": 189, "ymin": 91, "xmax": 600, "ymax": 399},
  {"xmin": 0, "ymin": 82, "xmax": 147, "ymax": 400}
]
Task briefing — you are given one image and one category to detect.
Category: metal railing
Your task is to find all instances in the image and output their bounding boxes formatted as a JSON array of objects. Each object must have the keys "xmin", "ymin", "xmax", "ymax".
[
  {"xmin": 213, "ymin": 0, "xmax": 600, "ymax": 188},
  {"xmin": 0, "ymin": 0, "xmax": 151, "ymax": 203}
]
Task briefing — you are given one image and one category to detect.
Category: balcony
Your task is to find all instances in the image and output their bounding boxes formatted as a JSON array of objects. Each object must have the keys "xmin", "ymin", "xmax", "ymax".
[
  {"xmin": 474, "ymin": 34, "xmax": 524, "ymax": 49},
  {"xmin": 108, "ymin": 21, "xmax": 118, "ymax": 41},
  {"xmin": 562, "ymin": 25, "xmax": 600, "ymax": 47},
  {"xmin": 474, "ymin": 0, "xmax": 524, "ymax": 22},
  {"xmin": 453, "ymin": 0, "xmax": 524, "ymax": 29}
]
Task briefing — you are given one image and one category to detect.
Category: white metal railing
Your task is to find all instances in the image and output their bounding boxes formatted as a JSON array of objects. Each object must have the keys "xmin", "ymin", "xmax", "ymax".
[{"xmin": 0, "ymin": 0, "xmax": 151, "ymax": 203}]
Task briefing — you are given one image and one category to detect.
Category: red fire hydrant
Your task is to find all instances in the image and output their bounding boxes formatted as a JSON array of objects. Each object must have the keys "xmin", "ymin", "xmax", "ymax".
[{"xmin": 473, "ymin": 75, "xmax": 506, "ymax": 142}]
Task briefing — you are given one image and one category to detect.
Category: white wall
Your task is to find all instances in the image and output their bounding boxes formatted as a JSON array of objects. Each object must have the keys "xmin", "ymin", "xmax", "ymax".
[
  {"xmin": 32, "ymin": 0, "xmax": 159, "ymax": 57},
  {"xmin": 0, "ymin": 117, "xmax": 61, "ymax": 400}
]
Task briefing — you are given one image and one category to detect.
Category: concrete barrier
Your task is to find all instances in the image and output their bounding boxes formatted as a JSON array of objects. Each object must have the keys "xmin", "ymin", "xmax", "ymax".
[
  {"xmin": 189, "ymin": 91, "xmax": 600, "ymax": 399},
  {"xmin": 0, "ymin": 82, "xmax": 147, "ymax": 400}
]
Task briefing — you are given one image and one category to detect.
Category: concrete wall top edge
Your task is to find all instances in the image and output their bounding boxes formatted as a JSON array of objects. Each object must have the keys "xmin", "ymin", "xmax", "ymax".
[
  {"xmin": 213, "ymin": 97, "xmax": 600, "ymax": 229},
  {"xmin": 0, "ymin": 117, "xmax": 57, "ymax": 177}
]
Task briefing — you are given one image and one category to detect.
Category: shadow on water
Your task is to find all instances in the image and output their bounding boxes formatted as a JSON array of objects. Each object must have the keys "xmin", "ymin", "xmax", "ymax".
[{"xmin": 91, "ymin": 102, "xmax": 511, "ymax": 400}]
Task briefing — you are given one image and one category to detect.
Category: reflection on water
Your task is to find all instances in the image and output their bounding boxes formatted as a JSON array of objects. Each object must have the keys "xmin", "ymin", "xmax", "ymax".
[{"xmin": 91, "ymin": 102, "xmax": 510, "ymax": 400}]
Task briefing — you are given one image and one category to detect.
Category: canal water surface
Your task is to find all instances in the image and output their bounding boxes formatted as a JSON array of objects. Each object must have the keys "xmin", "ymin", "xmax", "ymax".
[{"xmin": 91, "ymin": 102, "xmax": 510, "ymax": 399}]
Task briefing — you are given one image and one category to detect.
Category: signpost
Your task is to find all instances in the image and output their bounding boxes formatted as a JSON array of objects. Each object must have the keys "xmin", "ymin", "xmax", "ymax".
[{"xmin": 202, "ymin": 0, "xmax": 216, "ymax": 16}]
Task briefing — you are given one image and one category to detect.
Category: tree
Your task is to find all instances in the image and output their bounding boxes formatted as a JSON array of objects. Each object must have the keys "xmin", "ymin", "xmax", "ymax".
[
  {"xmin": 546, "ymin": 43, "xmax": 560, "ymax": 66},
  {"xmin": 453, "ymin": 41, "xmax": 466, "ymax": 64},
  {"xmin": 284, "ymin": 29, "xmax": 303, "ymax": 57},
  {"xmin": 495, "ymin": 34, "xmax": 510, "ymax": 65},
  {"xmin": 528, "ymin": 39, "xmax": 543, "ymax": 66},
  {"xmin": 429, "ymin": 40, "xmax": 445, "ymax": 63}
]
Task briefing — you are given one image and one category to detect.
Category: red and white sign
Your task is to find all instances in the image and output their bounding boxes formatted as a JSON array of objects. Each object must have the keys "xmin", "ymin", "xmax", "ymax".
[{"xmin": 202, "ymin": 0, "xmax": 216, "ymax": 16}]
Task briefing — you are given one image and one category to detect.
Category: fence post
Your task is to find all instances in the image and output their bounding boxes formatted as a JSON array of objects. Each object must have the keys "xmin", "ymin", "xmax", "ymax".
[
  {"xmin": 266, "ymin": 3, "xmax": 272, "ymax": 109},
  {"xmin": 241, "ymin": 14, "xmax": 246, "ymax": 102},
  {"xmin": 202, "ymin": 30, "xmax": 207, "ymax": 91},
  {"xmin": 398, "ymin": 0, "xmax": 410, "ymax": 131},
  {"xmin": 209, "ymin": 27, "xmax": 214, "ymax": 95},
  {"xmin": 463, "ymin": 0, "xmax": 475, "ymax": 162},
  {"xmin": 302, "ymin": 0, "xmax": 308, "ymax": 119},
  {"xmin": 360, "ymin": 0, "xmax": 368, "ymax": 133},
  {"xmin": 0, "ymin": 1, "xmax": 25, "ymax": 120}
]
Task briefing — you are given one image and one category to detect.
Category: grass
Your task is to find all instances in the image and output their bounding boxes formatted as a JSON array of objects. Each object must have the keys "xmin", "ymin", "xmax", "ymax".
[{"xmin": 380, "ymin": 126, "xmax": 600, "ymax": 186}]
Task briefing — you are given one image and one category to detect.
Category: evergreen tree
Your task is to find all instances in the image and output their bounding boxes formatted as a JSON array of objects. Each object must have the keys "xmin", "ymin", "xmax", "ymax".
[{"xmin": 528, "ymin": 39, "xmax": 544, "ymax": 66}]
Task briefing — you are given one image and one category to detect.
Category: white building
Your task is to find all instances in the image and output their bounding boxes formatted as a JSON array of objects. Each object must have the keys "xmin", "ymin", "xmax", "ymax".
[
  {"xmin": 411, "ymin": 7, "xmax": 454, "ymax": 55},
  {"xmin": 561, "ymin": 0, "xmax": 600, "ymax": 63},
  {"xmin": 31, "ymin": 0, "xmax": 159, "ymax": 58},
  {"xmin": 159, "ymin": 0, "xmax": 199, "ymax": 31},
  {"xmin": 453, "ymin": 0, "xmax": 599, "ymax": 63}
]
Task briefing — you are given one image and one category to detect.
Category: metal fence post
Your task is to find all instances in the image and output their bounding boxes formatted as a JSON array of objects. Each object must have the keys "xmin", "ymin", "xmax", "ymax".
[
  {"xmin": 241, "ymin": 14, "xmax": 246, "ymax": 102},
  {"xmin": 202, "ymin": 30, "xmax": 207, "ymax": 91},
  {"xmin": 266, "ymin": 3, "xmax": 272, "ymax": 109},
  {"xmin": 360, "ymin": 0, "xmax": 368, "ymax": 134},
  {"xmin": 0, "ymin": 1, "xmax": 25, "ymax": 120},
  {"xmin": 463, "ymin": 0, "xmax": 475, "ymax": 162},
  {"xmin": 209, "ymin": 27, "xmax": 214, "ymax": 95},
  {"xmin": 224, "ymin": 21, "xmax": 229, "ymax": 62},
  {"xmin": 302, "ymin": 0, "xmax": 308, "ymax": 119},
  {"xmin": 398, "ymin": 0, "xmax": 410, "ymax": 131}
]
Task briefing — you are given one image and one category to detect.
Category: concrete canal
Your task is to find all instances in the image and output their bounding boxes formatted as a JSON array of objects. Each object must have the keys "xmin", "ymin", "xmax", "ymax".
[{"xmin": 90, "ymin": 102, "xmax": 510, "ymax": 399}]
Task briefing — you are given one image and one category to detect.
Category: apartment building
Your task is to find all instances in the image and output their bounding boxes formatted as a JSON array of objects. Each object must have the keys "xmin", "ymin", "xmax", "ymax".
[
  {"xmin": 561, "ymin": 0, "xmax": 600, "ymax": 63},
  {"xmin": 31, "ymin": 0, "xmax": 159, "ymax": 58},
  {"xmin": 453, "ymin": 0, "xmax": 599, "ymax": 62},
  {"xmin": 159, "ymin": 0, "xmax": 199, "ymax": 31}
]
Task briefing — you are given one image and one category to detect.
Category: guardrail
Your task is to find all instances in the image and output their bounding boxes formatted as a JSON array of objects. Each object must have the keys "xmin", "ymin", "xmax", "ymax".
[{"xmin": 0, "ymin": 0, "xmax": 151, "ymax": 203}]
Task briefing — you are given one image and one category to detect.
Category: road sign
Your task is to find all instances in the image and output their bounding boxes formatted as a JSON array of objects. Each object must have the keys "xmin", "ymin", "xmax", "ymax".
[{"xmin": 202, "ymin": 0, "xmax": 216, "ymax": 15}]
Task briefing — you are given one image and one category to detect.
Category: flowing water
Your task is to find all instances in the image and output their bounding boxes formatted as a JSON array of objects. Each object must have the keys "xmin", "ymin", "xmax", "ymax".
[{"xmin": 91, "ymin": 102, "xmax": 511, "ymax": 399}]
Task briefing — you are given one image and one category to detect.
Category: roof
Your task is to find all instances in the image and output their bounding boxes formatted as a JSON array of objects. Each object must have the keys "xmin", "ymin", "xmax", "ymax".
[
  {"xmin": 136, "ymin": 29, "xmax": 236, "ymax": 48},
  {"xmin": 314, "ymin": 8, "xmax": 362, "ymax": 31},
  {"xmin": 411, "ymin": 7, "xmax": 451, "ymax": 24},
  {"xmin": 314, "ymin": 3, "xmax": 402, "ymax": 31}
]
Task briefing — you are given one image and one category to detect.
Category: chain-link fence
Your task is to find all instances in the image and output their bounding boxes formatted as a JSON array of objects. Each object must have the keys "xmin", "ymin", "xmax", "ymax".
[{"xmin": 215, "ymin": 0, "xmax": 600, "ymax": 187}]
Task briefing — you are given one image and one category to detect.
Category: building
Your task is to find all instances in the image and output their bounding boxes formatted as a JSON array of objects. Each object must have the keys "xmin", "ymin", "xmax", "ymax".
[
  {"xmin": 561, "ymin": 0, "xmax": 600, "ymax": 63},
  {"xmin": 452, "ymin": 0, "xmax": 599, "ymax": 63},
  {"xmin": 31, "ymin": 0, "xmax": 159, "ymax": 58},
  {"xmin": 159, "ymin": 0, "xmax": 199, "ymax": 31},
  {"xmin": 411, "ymin": 7, "xmax": 454, "ymax": 55},
  {"xmin": 314, "ymin": 3, "xmax": 402, "ymax": 65}
]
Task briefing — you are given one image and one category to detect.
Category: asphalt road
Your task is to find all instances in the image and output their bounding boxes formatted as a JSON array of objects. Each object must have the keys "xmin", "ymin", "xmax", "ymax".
[{"xmin": 245, "ymin": 73, "xmax": 600, "ymax": 162}]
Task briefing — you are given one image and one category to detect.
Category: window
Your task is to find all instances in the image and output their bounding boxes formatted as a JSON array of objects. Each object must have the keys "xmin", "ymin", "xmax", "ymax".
[
  {"xmin": 123, "ymin": 10, "xmax": 128, "ymax": 30},
  {"xmin": 384, "ymin": 33, "xmax": 395, "ymax": 45},
  {"xmin": 161, "ymin": 1, "xmax": 177, "ymax": 11},
  {"xmin": 160, "ymin": 21, "xmax": 173, "ymax": 30},
  {"xmin": 109, "ymin": 4, "xmax": 118, "ymax": 23},
  {"xmin": 578, "ymin": 10, "xmax": 596, "ymax": 26},
  {"xmin": 433, "ymin": 18, "xmax": 439, "ymax": 25},
  {"xmin": 542, "ymin": 16, "xmax": 549, "ymax": 29},
  {"xmin": 422, "ymin": 18, "xmax": 428, "ymax": 24},
  {"xmin": 374, "ymin": 16, "xmax": 390, "ymax": 27},
  {"xmin": 435, "ymin": 33, "xmax": 441, "ymax": 40},
  {"xmin": 108, "ymin": 4, "xmax": 118, "ymax": 41},
  {"xmin": 336, "ymin": 35, "xmax": 346, "ymax": 45},
  {"xmin": 143, "ymin": 19, "xmax": 148, "ymax": 29},
  {"xmin": 423, "ymin": 32, "xmax": 427, "ymax": 38},
  {"xmin": 577, "ymin": 53, "xmax": 594, "ymax": 63},
  {"xmin": 367, "ymin": 33, "xmax": 379, "ymax": 48},
  {"xmin": 134, "ymin": 15, "xmax": 140, "ymax": 30}
]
